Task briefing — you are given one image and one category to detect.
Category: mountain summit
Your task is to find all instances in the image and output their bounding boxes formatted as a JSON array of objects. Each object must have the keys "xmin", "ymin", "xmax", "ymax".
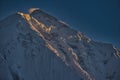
[{"xmin": 0, "ymin": 8, "xmax": 120, "ymax": 80}]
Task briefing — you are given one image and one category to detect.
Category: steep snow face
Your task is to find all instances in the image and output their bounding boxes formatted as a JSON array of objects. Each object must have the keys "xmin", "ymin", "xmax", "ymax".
[
  {"xmin": 0, "ymin": 13, "xmax": 81, "ymax": 80},
  {"xmin": 0, "ymin": 9, "xmax": 120, "ymax": 80}
]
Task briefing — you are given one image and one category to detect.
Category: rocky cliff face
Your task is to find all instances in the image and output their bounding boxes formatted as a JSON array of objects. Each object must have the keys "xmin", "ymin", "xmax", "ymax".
[{"xmin": 0, "ymin": 8, "xmax": 120, "ymax": 80}]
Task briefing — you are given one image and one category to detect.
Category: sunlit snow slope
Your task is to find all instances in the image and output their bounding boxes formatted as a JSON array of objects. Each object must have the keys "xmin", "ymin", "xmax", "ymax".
[{"xmin": 0, "ymin": 8, "xmax": 120, "ymax": 80}]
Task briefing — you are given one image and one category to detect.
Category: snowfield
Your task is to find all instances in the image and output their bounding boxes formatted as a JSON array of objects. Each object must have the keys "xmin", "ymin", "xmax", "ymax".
[{"xmin": 0, "ymin": 8, "xmax": 120, "ymax": 80}]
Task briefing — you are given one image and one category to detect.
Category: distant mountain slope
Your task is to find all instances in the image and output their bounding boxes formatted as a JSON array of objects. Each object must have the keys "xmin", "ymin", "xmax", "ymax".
[{"xmin": 0, "ymin": 8, "xmax": 120, "ymax": 80}]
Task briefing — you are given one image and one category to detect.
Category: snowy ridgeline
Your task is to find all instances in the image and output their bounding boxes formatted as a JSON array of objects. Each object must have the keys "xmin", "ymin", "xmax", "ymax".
[{"xmin": 0, "ymin": 8, "xmax": 120, "ymax": 80}]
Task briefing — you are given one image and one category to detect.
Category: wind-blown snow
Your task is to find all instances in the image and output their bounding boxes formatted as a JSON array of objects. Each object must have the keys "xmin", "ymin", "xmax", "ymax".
[
  {"xmin": 28, "ymin": 8, "xmax": 39, "ymax": 14},
  {"xmin": 0, "ymin": 8, "xmax": 120, "ymax": 80}
]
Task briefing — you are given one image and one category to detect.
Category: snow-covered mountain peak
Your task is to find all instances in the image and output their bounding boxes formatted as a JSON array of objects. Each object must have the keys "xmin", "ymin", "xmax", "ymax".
[{"xmin": 0, "ymin": 8, "xmax": 120, "ymax": 80}]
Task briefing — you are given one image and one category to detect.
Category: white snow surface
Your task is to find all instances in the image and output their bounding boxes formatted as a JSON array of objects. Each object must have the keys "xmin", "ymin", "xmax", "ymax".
[{"xmin": 0, "ymin": 9, "xmax": 120, "ymax": 80}]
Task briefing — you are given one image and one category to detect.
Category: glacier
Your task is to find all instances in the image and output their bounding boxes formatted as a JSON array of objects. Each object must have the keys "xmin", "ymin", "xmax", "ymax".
[{"xmin": 0, "ymin": 8, "xmax": 120, "ymax": 80}]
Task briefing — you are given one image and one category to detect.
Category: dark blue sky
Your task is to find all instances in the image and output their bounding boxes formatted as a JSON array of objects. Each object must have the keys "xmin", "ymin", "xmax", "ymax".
[{"xmin": 0, "ymin": 0, "xmax": 120, "ymax": 49}]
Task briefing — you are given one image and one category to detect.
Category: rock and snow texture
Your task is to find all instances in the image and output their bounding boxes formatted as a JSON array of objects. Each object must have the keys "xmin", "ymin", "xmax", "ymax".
[{"xmin": 0, "ymin": 8, "xmax": 120, "ymax": 80}]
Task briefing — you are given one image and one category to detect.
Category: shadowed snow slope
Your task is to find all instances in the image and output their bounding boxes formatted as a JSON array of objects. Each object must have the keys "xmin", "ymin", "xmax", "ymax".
[{"xmin": 0, "ymin": 8, "xmax": 120, "ymax": 80}]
